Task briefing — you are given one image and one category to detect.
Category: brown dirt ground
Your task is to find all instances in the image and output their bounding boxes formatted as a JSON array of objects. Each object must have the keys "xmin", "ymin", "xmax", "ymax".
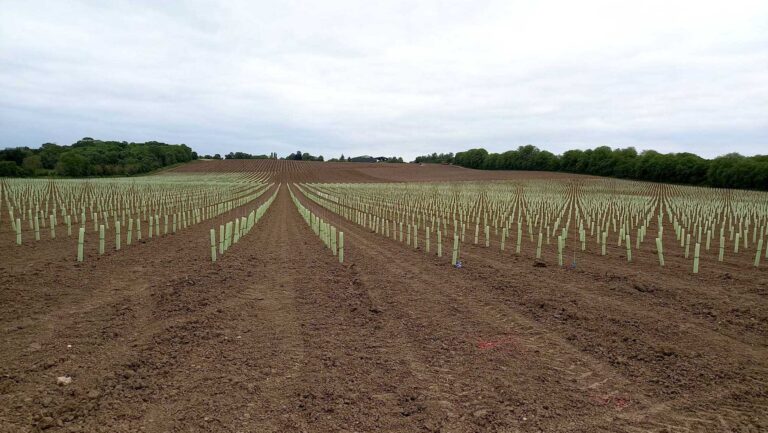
[
  {"xmin": 1, "ymin": 160, "xmax": 766, "ymax": 432},
  {"xmin": 170, "ymin": 159, "xmax": 590, "ymax": 183}
]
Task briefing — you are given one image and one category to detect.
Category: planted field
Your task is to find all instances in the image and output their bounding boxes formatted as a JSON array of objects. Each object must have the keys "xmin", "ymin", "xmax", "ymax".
[
  {"xmin": 2, "ymin": 173, "xmax": 272, "ymax": 261},
  {"xmin": 298, "ymin": 179, "xmax": 768, "ymax": 274},
  {"xmin": 1, "ymin": 161, "xmax": 767, "ymax": 432}
]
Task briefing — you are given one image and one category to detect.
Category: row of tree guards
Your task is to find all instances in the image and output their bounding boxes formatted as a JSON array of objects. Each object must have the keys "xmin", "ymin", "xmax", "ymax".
[
  {"xmin": 288, "ymin": 184, "xmax": 344, "ymax": 263},
  {"xmin": 295, "ymin": 180, "xmax": 767, "ymax": 273},
  {"xmin": 209, "ymin": 185, "xmax": 280, "ymax": 262},
  {"xmin": 0, "ymin": 175, "xmax": 273, "ymax": 261}
]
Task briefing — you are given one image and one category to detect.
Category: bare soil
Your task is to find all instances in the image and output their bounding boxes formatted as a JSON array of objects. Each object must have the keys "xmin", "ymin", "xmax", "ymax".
[
  {"xmin": 1, "ymin": 161, "xmax": 766, "ymax": 432},
  {"xmin": 171, "ymin": 159, "xmax": 590, "ymax": 183}
]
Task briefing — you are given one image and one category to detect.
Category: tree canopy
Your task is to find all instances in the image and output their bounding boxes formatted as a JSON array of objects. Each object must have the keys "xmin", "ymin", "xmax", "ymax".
[
  {"xmin": 0, "ymin": 138, "xmax": 196, "ymax": 177},
  {"xmin": 415, "ymin": 145, "xmax": 767, "ymax": 190},
  {"xmin": 284, "ymin": 150, "xmax": 324, "ymax": 161},
  {"xmin": 414, "ymin": 152, "xmax": 454, "ymax": 164},
  {"xmin": 223, "ymin": 151, "xmax": 275, "ymax": 160}
]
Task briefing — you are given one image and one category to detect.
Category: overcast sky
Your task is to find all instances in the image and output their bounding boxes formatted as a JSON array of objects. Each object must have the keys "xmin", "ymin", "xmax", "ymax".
[{"xmin": 1, "ymin": 0, "xmax": 766, "ymax": 160}]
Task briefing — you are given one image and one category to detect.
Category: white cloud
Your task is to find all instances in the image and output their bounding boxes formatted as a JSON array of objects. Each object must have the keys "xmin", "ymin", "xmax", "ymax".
[{"xmin": 1, "ymin": 0, "xmax": 766, "ymax": 160}]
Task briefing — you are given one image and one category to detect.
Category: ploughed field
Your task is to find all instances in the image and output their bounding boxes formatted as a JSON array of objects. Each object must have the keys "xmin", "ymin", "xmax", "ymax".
[{"xmin": 1, "ymin": 160, "xmax": 766, "ymax": 432}]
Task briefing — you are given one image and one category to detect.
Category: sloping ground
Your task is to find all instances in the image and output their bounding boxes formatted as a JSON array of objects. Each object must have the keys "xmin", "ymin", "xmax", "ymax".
[
  {"xmin": 292, "ymin": 184, "xmax": 768, "ymax": 432},
  {"xmin": 1, "ymin": 163, "xmax": 766, "ymax": 432},
  {"xmin": 168, "ymin": 159, "xmax": 587, "ymax": 182}
]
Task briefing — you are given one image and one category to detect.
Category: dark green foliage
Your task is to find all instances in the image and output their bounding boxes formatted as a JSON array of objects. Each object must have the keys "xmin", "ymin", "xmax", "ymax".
[
  {"xmin": 0, "ymin": 138, "xmax": 196, "ymax": 177},
  {"xmin": 327, "ymin": 155, "xmax": 404, "ymax": 163},
  {"xmin": 0, "ymin": 161, "xmax": 24, "ymax": 176},
  {"xmin": 225, "ymin": 152, "xmax": 271, "ymax": 159},
  {"xmin": 56, "ymin": 152, "xmax": 89, "ymax": 176},
  {"xmin": 283, "ymin": 151, "xmax": 323, "ymax": 161},
  {"xmin": 351, "ymin": 155, "xmax": 400, "ymax": 163},
  {"xmin": 349, "ymin": 155, "xmax": 376, "ymax": 162},
  {"xmin": 453, "ymin": 148, "xmax": 488, "ymax": 169},
  {"xmin": 0, "ymin": 147, "xmax": 32, "ymax": 165},
  {"xmin": 39, "ymin": 143, "xmax": 65, "ymax": 169},
  {"xmin": 414, "ymin": 152, "xmax": 454, "ymax": 164},
  {"xmin": 707, "ymin": 153, "xmax": 768, "ymax": 189},
  {"xmin": 441, "ymin": 145, "xmax": 768, "ymax": 190}
]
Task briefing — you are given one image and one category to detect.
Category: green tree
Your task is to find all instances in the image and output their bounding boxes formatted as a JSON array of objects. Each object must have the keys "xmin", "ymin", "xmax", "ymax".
[
  {"xmin": 22, "ymin": 155, "xmax": 42, "ymax": 172},
  {"xmin": 0, "ymin": 161, "xmax": 23, "ymax": 176},
  {"xmin": 56, "ymin": 152, "xmax": 89, "ymax": 176},
  {"xmin": 454, "ymin": 148, "xmax": 488, "ymax": 169}
]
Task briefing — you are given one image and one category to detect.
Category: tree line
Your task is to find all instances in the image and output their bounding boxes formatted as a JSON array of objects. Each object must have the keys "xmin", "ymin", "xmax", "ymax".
[
  {"xmin": 414, "ymin": 145, "xmax": 768, "ymax": 190},
  {"xmin": 221, "ymin": 151, "xmax": 405, "ymax": 163},
  {"xmin": 0, "ymin": 138, "xmax": 197, "ymax": 177},
  {"xmin": 0, "ymin": 140, "xmax": 410, "ymax": 178},
  {"xmin": 284, "ymin": 150, "xmax": 324, "ymax": 161},
  {"xmin": 327, "ymin": 154, "xmax": 404, "ymax": 163},
  {"xmin": 205, "ymin": 150, "xmax": 323, "ymax": 161},
  {"xmin": 198, "ymin": 152, "xmax": 278, "ymax": 160},
  {"xmin": 413, "ymin": 152, "xmax": 455, "ymax": 164}
]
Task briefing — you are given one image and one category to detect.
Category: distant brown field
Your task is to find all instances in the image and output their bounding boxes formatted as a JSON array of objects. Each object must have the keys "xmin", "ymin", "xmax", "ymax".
[{"xmin": 170, "ymin": 159, "xmax": 591, "ymax": 182}]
